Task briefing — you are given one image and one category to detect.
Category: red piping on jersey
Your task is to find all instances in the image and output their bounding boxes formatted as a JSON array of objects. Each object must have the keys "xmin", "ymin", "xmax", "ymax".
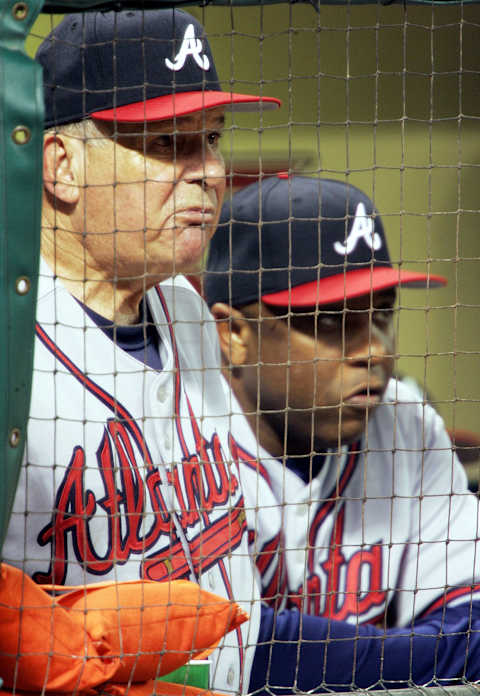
[
  {"xmin": 256, "ymin": 532, "xmax": 288, "ymax": 608},
  {"xmin": 228, "ymin": 437, "xmax": 287, "ymax": 608},
  {"xmin": 307, "ymin": 443, "xmax": 360, "ymax": 572},
  {"xmin": 154, "ymin": 287, "xmax": 189, "ymax": 458},
  {"xmin": 230, "ymin": 436, "xmax": 273, "ymax": 487},
  {"xmin": 35, "ymin": 323, "xmax": 154, "ymax": 468},
  {"xmin": 419, "ymin": 583, "xmax": 480, "ymax": 618},
  {"xmin": 255, "ymin": 532, "xmax": 288, "ymax": 606},
  {"xmin": 256, "ymin": 534, "xmax": 282, "ymax": 575},
  {"xmin": 262, "ymin": 543, "xmax": 288, "ymax": 609},
  {"xmin": 218, "ymin": 556, "xmax": 245, "ymax": 690},
  {"xmin": 321, "ymin": 505, "xmax": 347, "ymax": 619},
  {"xmin": 154, "ymin": 286, "xmax": 245, "ymax": 680}
]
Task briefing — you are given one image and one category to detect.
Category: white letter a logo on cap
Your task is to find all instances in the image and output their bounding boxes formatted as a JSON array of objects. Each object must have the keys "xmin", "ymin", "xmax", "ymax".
[
  {"xmin": 165, "ymin": 24, "xmax": 210, "ymax": 72},
  {"xmin": 333, "ymin": 202, "xmax": 382, "ymax": 255}
]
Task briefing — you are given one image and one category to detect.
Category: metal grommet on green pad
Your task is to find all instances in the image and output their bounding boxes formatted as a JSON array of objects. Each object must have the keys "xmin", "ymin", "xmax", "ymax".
[
  {"xmin": 11, "ymin": 125, "xmax": 31, "ymax": 144},
  {"xmin": 8, "ymin": 428, "xmax": 21, "ymax": 448},
  {"xmin": 1, "ymin": 0, "xmax": 44, "ymax": 561},
  {"xmin": 15, "ymin": 276, "xmax": 31, "ymax": 295},
  {"xmin": 12, "ymin": 2, "xmax": 28, "ymax": 20}
]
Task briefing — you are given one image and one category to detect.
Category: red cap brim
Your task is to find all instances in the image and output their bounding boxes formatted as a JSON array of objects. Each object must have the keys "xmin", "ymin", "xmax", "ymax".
[
  {"xmin": 261, "ymin": 267, "xmax": 448, "ymax": 307},
  {"xmin": 91, "ymin": 91, "xmax": 281, "ymax": 122}
]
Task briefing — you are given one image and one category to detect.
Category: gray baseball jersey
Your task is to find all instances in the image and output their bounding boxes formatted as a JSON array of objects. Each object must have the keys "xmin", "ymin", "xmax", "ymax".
[
  {"xmin": 231, "ymin": 378, "xmax": 480, "ymax": 625},
  {"xmin": 3, "ymin": 260, "xmax": 260, "ymax": 694}
]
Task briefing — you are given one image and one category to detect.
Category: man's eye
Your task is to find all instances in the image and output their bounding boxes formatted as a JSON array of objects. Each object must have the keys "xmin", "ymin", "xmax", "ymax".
[
  {"xmin": 373, "ymin": 307, "xmax": 394, "ymax": 324},
  {"xmin": 317, "ymin": 313, "xmax": 341, "ymax": 330},
  {"xmin": 207, "ymin": 131, "xmax": 222, "ymax": 147},
  {"xmin": 151, "ymin": 135, "xmax": 174, "ymax": 150}
]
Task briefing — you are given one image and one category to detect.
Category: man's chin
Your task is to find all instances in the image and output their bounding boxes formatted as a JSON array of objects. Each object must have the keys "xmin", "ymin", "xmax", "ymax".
[
  {"xmin": 314, "ymin": 423, "xmax": 367, "ymax": 451},
  {"xmin": 144, "ymin": 253, "xmax": 205, "ymax": 282}
]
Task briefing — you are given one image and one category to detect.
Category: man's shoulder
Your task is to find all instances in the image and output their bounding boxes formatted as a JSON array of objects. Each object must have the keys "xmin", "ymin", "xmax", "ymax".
[
  {"xmin": 382, "ymin": 377, "xmax": 424, "ymax": 405},
  {"xmin": 371, "ymin": 377, "xmax": 448, "ymax": 451},
  {"xmin": 36, "ymin": 257, "xmax": 85, "ymax": 326},
  {"xmin": 156, "ymin": 274, "xmax": 212, "ymax": 321},
  {"xmin": 151, "ymin": 274, "xmax": 221, "ymax": 372},
  {"xmin": 157, "ymin": 273, "xmax": 203, "ymax": 302},
  {"xmin": 159, "ymin": 274, "xmax": 200, "ymax": 294},
  {"xmin": 371, "ymin": 378, "xmax": 425, "ymax": 434}
]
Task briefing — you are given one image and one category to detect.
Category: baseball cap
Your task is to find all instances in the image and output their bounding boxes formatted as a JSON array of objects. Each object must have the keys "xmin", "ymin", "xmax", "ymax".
[
  {"xmin": 37, "ymin": 9, "xmax": 281, "ymax": 128},
  {"xmin": 204, "ymin": 175, "xmax": 447, "ymax": 308}
]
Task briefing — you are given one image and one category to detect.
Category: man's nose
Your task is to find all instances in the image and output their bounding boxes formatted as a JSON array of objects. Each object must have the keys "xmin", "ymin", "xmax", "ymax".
[
  {"xmin": 182, "ymin": 139, "xmax": 225, "ymax": 189},
  {"xmin": 345, "ymin": 317, "xmax": 392, "ymax": 366}
]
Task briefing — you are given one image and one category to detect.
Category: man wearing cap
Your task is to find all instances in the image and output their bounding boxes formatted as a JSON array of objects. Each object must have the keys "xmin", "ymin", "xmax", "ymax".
[
  {"xmin": 2, "ymin": 9, "xmax": 282, "ymax": 694},
  {"xmin": 205, "ymin": 175, "xmax": 480, "ymax": 690}
]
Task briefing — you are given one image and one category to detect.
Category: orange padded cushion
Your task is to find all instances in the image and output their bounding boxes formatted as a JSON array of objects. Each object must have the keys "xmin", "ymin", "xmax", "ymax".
[
  {"xmin": 0, "ymin": 679, "xmax": 227, "ymax": 696},
  {"xmin": 0, "ymin": 564, "xmax": 118, "ymax": 693},
  {"xmin": 55, "ymin": 578, "xmax": 248, "ymax": 683}
]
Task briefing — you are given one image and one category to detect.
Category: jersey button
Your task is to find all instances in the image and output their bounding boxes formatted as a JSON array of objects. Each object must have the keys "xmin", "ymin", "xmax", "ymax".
[
  {"xmin": 226, "ymin": 667, "xmax": 235, "ymax": 686},
  {"xmin": 156, "ymin": 385, "xmax": 167, "ymax": 402},
  {"xmin": 208, "ymin": 570, "xmax": 216, "ymax": 590}
]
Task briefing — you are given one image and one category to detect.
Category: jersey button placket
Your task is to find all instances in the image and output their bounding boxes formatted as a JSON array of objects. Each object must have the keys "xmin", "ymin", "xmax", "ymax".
[
  {"xmin": 156, "ymin": 384, "xmax": 168, "ymax": 403},
  {"xmin": 148, "ymin": 377, "xmax": 174, "ymax": 465}
]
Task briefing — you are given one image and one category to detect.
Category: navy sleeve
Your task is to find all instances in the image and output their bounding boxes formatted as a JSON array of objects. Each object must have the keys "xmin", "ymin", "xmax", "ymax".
[{"xmin": 250, "ymin": 602, "xmax": 480, "ymax": 693}]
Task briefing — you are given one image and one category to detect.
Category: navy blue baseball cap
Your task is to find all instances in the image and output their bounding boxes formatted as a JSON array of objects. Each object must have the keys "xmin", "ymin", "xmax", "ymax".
[
  {"xmin": 37, "ymin": 9, "xmax": 281, "ymax": 128},
  {"xmin": 204, "ymin": 175, "xmax": 447, "ymax": 308}
]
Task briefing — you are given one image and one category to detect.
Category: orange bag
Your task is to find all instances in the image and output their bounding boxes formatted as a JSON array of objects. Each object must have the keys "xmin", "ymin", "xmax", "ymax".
[
  {"xmin": 0, "ymin": 564, "xmax": 118, "ymax": 694},
  {"xmin": 0, "ymin": 680, "xmax": 226, "ymax": 696},
  {"xmin": 55, "ymin": 578, "xmax": 248, "ymax": 683},
  {"xmin": 105, "ymin": 680, "xmax": 229, "ymax": 696}
]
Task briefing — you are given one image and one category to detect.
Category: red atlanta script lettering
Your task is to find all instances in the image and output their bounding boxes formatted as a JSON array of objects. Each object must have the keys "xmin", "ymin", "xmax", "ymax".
[
  {"xmin": 33, "ymin": 418, "xmax": 239, "ymax": 585},
  {"xmin": 289, "ymin": 506, "xmax": 386, "ymax": 621}
]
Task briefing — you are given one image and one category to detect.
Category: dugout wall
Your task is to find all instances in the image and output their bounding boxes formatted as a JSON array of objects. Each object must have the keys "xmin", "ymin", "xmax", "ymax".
[{"xmin": 191, "ymin": 1, "xmax": 480, "ymax": 442}]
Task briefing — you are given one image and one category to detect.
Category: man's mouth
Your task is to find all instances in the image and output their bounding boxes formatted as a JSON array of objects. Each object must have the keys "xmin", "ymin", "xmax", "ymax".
[
  {"xmin": 176, "ymin": 207, "xmax": 216, "ymax": 226},
  {"xmin": 343, "ymin": 382, "xmax": 386, "ymax": 406}
]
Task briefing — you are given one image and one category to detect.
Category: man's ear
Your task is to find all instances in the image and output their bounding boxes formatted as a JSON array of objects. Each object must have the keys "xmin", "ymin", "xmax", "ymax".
[
  {"xmin": 210, "ymin": 303, "xmax": 251, "ymax": 367},
  {"xmin": 43, "ymin": 134, "xmax": 80, "ymax": 205}
]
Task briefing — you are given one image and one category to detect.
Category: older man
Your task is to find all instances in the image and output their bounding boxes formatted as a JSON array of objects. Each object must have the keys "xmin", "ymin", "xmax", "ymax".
[{"xmin": 2, "ymin": 9, "xmax": 280, "ymax": 694}]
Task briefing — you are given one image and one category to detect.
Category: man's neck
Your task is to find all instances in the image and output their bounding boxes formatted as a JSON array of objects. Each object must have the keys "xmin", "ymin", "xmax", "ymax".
[
  {"xmin": 41, "ymin": 233, "xmax": 150, "ymax": 325},
  {"xmin": 228, "ymin": 378, "xmax": 331, "ymax": 482},
  {"xmin": 224, "ymin": 370, "xmax": 287, "ymax": 459},
  {"xmin": 224, "ymin": 371, "xmax": 344, "ymax": 471},
  {"xmin": 284, "ymin": 452, "xmax": 328, "ymax": 483}
]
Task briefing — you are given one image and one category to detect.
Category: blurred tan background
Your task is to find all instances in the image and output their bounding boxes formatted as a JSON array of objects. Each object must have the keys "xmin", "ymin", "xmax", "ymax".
[{"xmin": 27, "ymin": 4, "xmax": 480, "ymax": 446}]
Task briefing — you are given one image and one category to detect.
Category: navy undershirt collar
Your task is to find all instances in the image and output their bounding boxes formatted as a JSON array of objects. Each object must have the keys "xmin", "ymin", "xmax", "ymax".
[
  {"xmin": 285, "ymin": 453, "xmax": 327, "ymax": 483},
  {"xmin": 80, "ymin": 299, "xmax": 163, "ymax": 371}
]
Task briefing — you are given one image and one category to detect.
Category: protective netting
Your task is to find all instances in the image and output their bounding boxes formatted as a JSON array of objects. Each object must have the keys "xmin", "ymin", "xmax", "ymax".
[{"xmin": 1, "ymin": 4, "xmax": 480, "ymax": 696}]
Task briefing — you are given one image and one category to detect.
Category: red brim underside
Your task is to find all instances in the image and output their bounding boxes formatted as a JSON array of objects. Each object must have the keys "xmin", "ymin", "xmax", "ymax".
[
  {"xmin": 92, "ymin": 91, "xmax": 281, "ymax": 122},
  {"xmin": 261, "ymin": 267, "xmax": 448, "ymax": 307}
]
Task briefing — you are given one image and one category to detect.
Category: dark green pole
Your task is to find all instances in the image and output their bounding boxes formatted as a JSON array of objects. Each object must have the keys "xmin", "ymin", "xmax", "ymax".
[{"xmin": 0, "ymin": 0, "xmax": 44, "ymax": 559}]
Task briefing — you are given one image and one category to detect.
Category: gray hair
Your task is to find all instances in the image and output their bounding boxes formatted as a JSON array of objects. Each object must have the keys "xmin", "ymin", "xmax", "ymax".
[{"xmin": 45, "ymin": 118, "xmax": 111, "ymax": 146}]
